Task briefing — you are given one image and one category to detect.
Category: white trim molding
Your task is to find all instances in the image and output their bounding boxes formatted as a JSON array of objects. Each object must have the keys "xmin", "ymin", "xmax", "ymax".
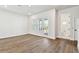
[{"xmin": 29, "ymin": 33, "xmax": 56, "ymax": 40}]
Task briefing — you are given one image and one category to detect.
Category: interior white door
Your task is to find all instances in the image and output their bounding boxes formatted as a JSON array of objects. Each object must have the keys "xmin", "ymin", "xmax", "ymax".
[
  {"xmin": 74, "ymin": 18, "xmax": 79, "ymax": 40},
  {"xmin": 74, "ymin": 18, "xmax": 79, "ymax": 50},
  {"xmin": 60, "ymin": 13, "xmax": 71, "ymax": 39}
]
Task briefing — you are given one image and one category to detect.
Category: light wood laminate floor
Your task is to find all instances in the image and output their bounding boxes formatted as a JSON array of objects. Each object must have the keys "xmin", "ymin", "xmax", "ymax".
[{"xmin": 0, "ymin": 34, "xmax": 78, "ymax": 53}]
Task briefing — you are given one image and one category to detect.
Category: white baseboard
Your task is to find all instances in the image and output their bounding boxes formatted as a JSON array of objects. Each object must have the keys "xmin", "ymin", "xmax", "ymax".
[
  {"xmin": 29, "ymin": 33, "xmax": 56, "ymax": 39},
  {"xmin": 56, "ymin": 36, "xmax": 75, "ymax": 40},
  {"xmin": 0, "ymin": 33, "xmax": 28, "ymax": 39}
]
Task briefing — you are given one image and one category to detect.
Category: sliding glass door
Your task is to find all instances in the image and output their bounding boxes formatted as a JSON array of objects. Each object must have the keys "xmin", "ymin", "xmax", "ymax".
[{"xmin": 39, "ymin": 18, "xmax": 48, "ymax": 35}]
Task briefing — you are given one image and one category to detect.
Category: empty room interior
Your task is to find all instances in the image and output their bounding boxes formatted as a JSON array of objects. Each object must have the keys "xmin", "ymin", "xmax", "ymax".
[{"xmin": 0, "ymin": 5, "xmax": 79, "ymax": 53}]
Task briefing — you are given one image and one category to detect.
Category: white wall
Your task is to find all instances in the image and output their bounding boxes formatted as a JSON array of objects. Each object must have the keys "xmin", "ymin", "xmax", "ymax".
[
  {"xmin": 58, "ymin": 6, "xmax": 79, "ymax": 18},
  {"xmin": 0, "ymin": 9, "xmax": 28, "ymax": 38},
  {"xmin": 28, "ymin": 9, "xmax": 56, "ymax": 39}
]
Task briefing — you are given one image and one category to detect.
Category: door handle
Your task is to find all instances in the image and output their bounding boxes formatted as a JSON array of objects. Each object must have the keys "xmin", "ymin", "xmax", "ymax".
[{"xmin": 75, "ymin": 29, "xmax": 77, "ymax": 31}]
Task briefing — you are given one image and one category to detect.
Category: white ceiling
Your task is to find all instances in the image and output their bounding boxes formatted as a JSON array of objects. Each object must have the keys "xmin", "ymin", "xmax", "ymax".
[{"xmin": 0, "ymin": 5, "xmax": 77, "ymax": 16}]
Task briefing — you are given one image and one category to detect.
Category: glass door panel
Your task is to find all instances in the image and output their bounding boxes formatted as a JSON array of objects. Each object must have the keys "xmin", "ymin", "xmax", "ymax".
[{"xmin": 39, "ymin": 18, "xmax": 48, "ymax": 35}]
